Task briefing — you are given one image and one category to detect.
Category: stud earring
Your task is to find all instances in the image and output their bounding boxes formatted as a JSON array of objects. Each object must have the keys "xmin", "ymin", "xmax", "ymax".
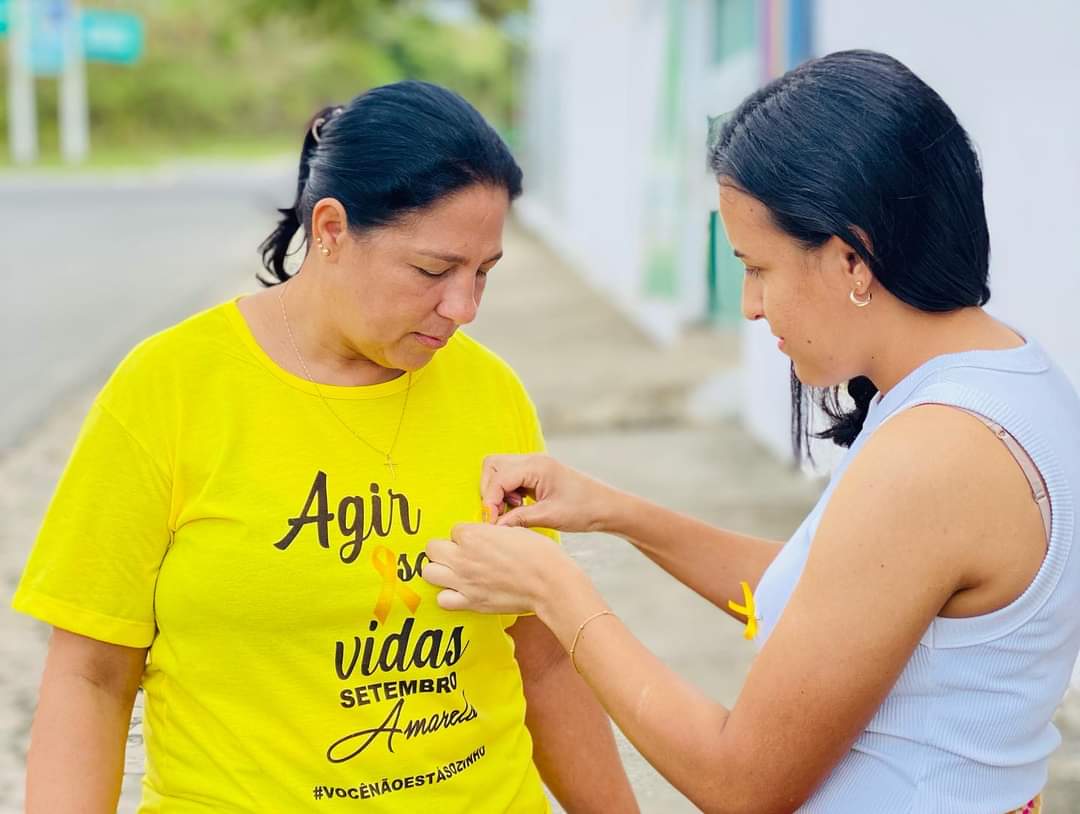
[{"xmin": 316, "ymin": 235, "xmax": 330, "ymax": 257}]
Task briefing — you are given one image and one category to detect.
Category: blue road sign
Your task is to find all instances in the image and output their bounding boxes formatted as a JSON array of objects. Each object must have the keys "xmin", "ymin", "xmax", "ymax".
[
  {"xmin": 0, "ymin": 1, "xmax": 8, "ymax": 37},
  {"xmin": 29, "ymin": 0, "xmax": 72, "ymax": 76},
  {"xmin": 82, "ymin": 9, "xmax": 143, "ymax": 64}
]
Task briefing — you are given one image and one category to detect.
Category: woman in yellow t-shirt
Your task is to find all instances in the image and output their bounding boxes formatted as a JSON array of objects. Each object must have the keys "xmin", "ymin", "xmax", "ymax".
[{"xmin": 14, "ymin": 81, "xmax": 636, "ymax": 814}]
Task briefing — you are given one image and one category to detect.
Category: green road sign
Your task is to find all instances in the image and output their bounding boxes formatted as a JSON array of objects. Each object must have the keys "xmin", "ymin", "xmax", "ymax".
[
  {"xmin": 0, "ymin": 2, "xmax": 143, "ymax": 67},
  {"xmin": 82, "ymin": 9, "xmax": 143, "ymax": 64}
]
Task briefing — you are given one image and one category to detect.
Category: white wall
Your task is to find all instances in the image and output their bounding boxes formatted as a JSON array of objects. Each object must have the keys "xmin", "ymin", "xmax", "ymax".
[
  {"xmin": 743, "ymin": 0, "xmax": 1080, "ymax": 463},
  {"xmin": 520, "ymin": 0, "xmax": 669, "ymax": 338},
  {"xmin": 520, "ymin": 0, "xmax": 760, "ymax": 342}
]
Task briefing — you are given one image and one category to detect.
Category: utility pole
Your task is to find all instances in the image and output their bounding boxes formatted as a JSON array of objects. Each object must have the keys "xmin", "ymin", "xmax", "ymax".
[{"xmin": 7, "ymin": 0, "xmax": 39, "ymax": 165}]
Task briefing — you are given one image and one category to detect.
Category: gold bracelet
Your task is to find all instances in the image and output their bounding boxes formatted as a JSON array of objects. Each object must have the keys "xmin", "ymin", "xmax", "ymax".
[{"xmin": 568, "ymin": 609, "xmax": 615, "ymax": 673}]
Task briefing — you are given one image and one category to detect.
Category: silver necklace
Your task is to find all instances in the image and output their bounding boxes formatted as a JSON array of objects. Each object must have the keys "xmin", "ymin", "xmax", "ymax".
[{"xmin": 277, "ymin": 282, "xmax": 412, "ymax": 478}]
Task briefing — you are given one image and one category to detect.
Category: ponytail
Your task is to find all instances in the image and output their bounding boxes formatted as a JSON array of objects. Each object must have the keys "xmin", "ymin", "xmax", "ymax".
[
  {"xmin": 791, "ymin": 373, "xmax": 880, "ymax": 463},
  {"xmin": 258, "ymin": 105, "xmax": 341, "ymax": 285},
  {"xmin": 815, "ymin": 375, "xmax": 879, "ymax": 448}
]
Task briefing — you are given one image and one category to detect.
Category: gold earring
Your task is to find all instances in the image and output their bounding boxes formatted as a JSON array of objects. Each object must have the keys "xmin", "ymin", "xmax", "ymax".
[
  {"xmin": 849, "ymin": 288, "xmax": 872, "ymax": 307},
  {"xmin": 316, "ymin": 236, "xmax": 330, "ymax": 257}
]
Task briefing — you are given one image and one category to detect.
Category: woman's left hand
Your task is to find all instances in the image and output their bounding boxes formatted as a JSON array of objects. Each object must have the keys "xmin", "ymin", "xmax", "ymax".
[{"xmin": 423, "ymin": 524, "xmax": 580, "ymax": 615}]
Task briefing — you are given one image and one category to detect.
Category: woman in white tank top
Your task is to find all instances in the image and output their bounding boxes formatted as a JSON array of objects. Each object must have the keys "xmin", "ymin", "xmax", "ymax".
[{"xmin": 421, "ymin": 50, "xmax": 1080, "ymax": 813}]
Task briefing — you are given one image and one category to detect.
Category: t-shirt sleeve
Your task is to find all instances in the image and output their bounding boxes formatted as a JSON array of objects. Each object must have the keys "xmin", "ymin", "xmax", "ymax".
[{"xmin": 11, "ymin": 400, "xmax": 172, "ymax": 648}]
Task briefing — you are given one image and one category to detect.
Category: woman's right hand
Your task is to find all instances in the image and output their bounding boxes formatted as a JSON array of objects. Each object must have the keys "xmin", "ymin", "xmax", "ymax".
[{"xmin": 480, "ymin": 454, "xmax": 617, "ymax": 533}]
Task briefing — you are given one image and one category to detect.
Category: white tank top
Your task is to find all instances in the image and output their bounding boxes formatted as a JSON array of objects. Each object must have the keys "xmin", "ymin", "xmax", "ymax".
[{"xmin": 753, "ymin": 338, "xmax": 1080, "ymax": 812}]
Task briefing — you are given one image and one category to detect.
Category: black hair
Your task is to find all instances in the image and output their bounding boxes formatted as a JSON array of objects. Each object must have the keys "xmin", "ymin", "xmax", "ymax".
[
  {"xmin": 259, "ymin": 80, "xmax": 523, "ymax": 284},
  {"xmin": 708, "ymin": 49, "xmax": 991, "ymax": 462}
]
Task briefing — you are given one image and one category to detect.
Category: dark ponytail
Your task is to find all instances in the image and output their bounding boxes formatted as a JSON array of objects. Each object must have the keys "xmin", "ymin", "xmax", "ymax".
[
  {"xmin": 709, "ymin": 50, "xmax": 991, "ymax": 463},
  {"xmin": 258, "ymin": 83, "xmax": 522, "ymax": 286},
  {"xmin": 258, "ymin": 106, "xmax": 340, "ymax": 284},
  {"xmin": 793, "ymin": 372, "xmax": 880, "ymax": 460}
]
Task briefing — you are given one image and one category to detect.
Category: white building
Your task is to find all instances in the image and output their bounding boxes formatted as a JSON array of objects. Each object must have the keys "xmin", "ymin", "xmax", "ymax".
[{"xmin": 520, "ymin": 0, "xmax": 1080, "ymax": 463}]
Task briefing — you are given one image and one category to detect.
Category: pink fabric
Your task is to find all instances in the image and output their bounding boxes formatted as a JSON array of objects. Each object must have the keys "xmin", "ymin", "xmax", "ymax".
[{"xmin": 1006, "ymin": 794, "xmax": 1042, "ymax": 813}]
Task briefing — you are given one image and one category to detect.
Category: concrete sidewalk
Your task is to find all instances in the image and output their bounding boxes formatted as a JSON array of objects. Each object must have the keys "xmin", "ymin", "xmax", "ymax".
[{"xmin": 3, "ymin": 220, "xmax": 1079, "ymax": 812}]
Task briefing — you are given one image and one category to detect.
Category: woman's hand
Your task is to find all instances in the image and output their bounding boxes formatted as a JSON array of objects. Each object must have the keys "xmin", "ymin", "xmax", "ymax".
[
  {"xmin": 423, "ymin": 523, "xmax": 589, "ymax": 616},
  {"xmin": 481, "ymin": 453, "xmax": 618, "ymax": 532}
]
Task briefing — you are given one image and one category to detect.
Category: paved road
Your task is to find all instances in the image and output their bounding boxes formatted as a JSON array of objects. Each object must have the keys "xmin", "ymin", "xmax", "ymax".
[{"xmin": 2, "ymin": 162, "xmax": 295, "ymax": 450}]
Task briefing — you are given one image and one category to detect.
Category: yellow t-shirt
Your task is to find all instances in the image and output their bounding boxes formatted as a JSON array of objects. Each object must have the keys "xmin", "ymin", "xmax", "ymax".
[{"xmin": 13, "ymin": 299, "xmax": 554, "ymax": 813}]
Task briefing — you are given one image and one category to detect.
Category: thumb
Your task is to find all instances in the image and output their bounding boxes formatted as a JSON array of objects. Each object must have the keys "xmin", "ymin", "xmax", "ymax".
[{"xmin": 496, "ymin": 502, "xmax": 547, "ymax": 529}]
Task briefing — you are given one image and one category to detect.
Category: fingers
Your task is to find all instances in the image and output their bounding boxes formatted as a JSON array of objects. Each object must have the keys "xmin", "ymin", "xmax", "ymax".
[
  {"xmin": 436, "ymin": 589, "xmax": 472, "ymax": 612},
  {"xmin": 427, "ymin": 525, "xmax": 503, "ymax": 578},
  {"xmin": 496, "ymin": 504, "xmax": 542, "ymax": 528},
  {"xmin": 426, "ymin": 537, "xmax": 458, "ymax": 563},
  {"xmin": 480, "ymin": 454, "xmax": 544, "ymax": 520},
  {"xmin": 421, "ymin": 549, "xmax": 475, "ymax": 612},
  {"xmin": 479, "ymin": 456, "xmax": 510, "ymax": 514},
  {"xmin": 420, "ymin": 560, "xmax": 456, "ymax": 589},
  {"xmin": 424, "ymin": 525, "xmax": 552, "ymax": 616},
  {"xmin": 482, "ymin": 494, "xmax": 522, "ymax": 524},
  {"xmin": 452, "ymin": 521, "xmax": 502, "ymax": 547}
]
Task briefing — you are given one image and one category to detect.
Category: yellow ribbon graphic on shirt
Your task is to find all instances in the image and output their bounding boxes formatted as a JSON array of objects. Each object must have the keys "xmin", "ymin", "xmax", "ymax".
[
  {"xmin": 728, "ymin": 580, "xmax": 758, "ymax": 641},
  {"xmin": 371, "ymin": 545, "xmax": 422, "ymax": 624}
]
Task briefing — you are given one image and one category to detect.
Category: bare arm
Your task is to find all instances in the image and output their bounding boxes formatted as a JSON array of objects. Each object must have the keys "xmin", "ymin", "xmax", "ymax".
[
  {"xmin": 432, "ymin": 407, "xmax": 1036, "ymax": 812},
  {"xmin": 483, "ymin": 454, "xmax": 783, "ymax": 621},
  {"xmin": 509, "ymin": 614, "xmax": 638, "ymax": 813},
  {"xmin": 26, "ymin": 628, "xmax": 146, "ymax": 814},
  {"xmin": 601, "ymin": 491, "xmax": 783, "ymax": 620}
]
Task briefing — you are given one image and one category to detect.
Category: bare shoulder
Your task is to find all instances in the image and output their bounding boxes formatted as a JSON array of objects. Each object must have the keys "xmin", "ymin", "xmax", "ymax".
[
  {"xmin": 848, "ymin": 401, "xmax": 1033, "ymax": 501},
  {"xmin": 864, "ymin": 401, "xmax": 1005, "ymax": 461},
  {"xmin": 835, "ymin": 402, "xmax": 1045, "ymax": 614}
]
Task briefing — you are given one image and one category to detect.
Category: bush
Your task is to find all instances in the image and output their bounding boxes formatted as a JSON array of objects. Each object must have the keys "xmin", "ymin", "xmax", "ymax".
[{"xmin": 0, "ymin": 0, "xmax": 523, "ymax": 161}]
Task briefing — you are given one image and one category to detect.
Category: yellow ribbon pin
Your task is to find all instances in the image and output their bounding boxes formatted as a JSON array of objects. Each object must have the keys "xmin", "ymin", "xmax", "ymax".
[
  {"xmin": 371, "ymin": 545, "xmax": 422, "ymax": 624},
  {"xmin": 728, "ymin": 580, "xmax": 758, "ymax": 641}
]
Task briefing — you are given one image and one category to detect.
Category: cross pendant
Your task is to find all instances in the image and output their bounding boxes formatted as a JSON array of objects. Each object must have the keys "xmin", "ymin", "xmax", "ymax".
[{"xmin": 384, "ymin": 454, "xmax": 396, "ymax": 479}]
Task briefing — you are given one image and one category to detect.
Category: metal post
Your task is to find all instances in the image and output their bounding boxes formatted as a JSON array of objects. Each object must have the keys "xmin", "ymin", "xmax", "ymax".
[
  {"xmin": 60, "ymin": 0, "xmax": 89, "ymax": 163},
  {"xmin": 8, "ymin": 0, "xmax": 39, "ymax": 165}
]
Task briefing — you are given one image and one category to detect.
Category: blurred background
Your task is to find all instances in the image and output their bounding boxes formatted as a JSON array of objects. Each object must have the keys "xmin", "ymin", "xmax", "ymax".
[{"xmin": 2, "ymin": 1, "xmax": 1079, "ymax": 811}]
